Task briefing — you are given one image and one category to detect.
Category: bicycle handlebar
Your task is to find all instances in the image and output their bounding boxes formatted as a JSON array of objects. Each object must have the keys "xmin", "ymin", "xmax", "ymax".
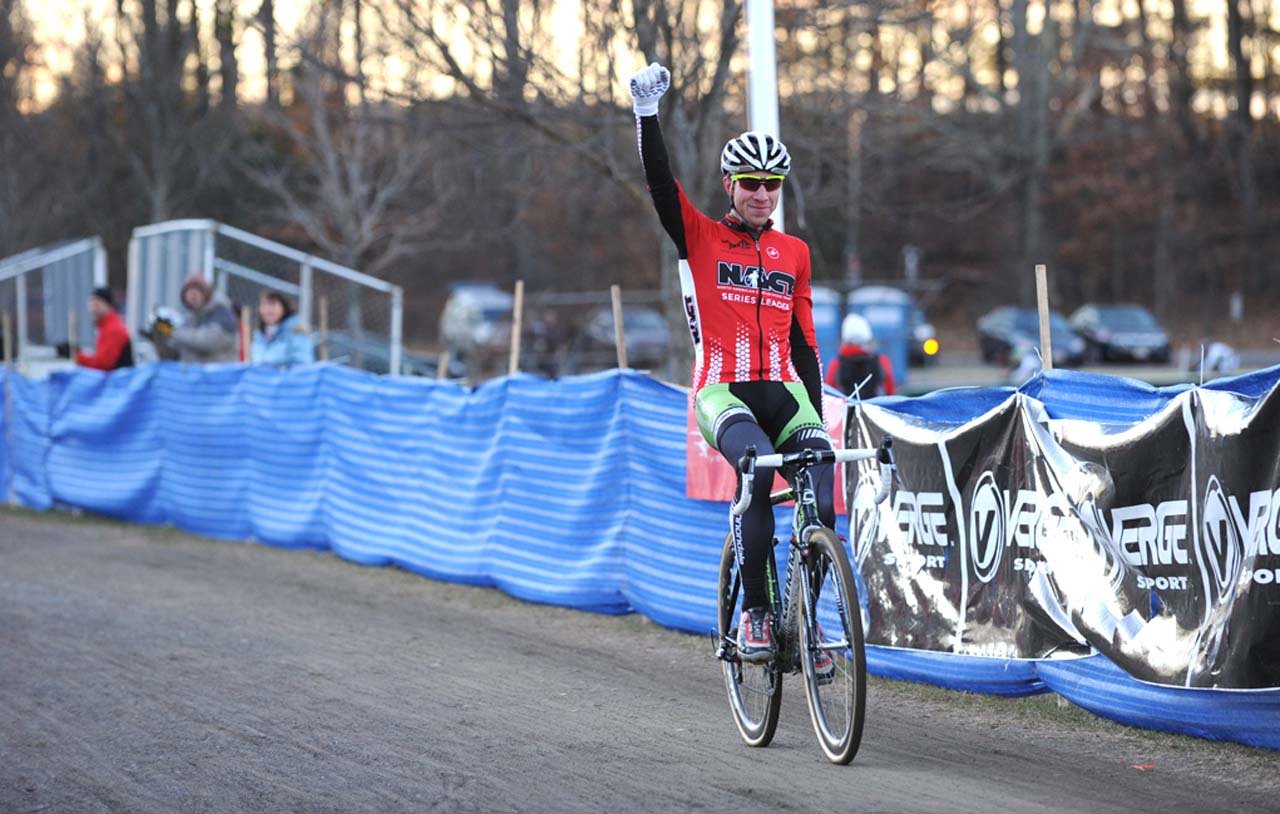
[{"xmin": 730, "ymin": 436, "xmax": 896, "ymax": 517}]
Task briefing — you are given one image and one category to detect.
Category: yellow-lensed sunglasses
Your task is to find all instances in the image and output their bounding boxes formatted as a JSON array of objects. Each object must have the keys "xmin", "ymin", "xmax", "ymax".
[{"xmin": 730, "ymin": 174, "xmax": 785, "ymax": 192}]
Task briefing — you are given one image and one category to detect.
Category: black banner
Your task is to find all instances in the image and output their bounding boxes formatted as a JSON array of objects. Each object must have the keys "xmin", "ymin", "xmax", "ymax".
[{"xmin": 846, "ymin": 383, "xmax": 1280, "ymax": 689}]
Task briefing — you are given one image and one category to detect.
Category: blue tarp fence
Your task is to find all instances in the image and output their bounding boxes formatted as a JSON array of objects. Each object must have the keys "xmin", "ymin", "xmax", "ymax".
[{"xmin": 2, "ymin": 362, "xmax": 1278, "ymax": 749}]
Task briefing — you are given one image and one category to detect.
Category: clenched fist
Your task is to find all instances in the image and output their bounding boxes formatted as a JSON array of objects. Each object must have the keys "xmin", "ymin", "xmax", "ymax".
[{"xmin": 629, "ymin": 62, "xmax": 671, "ymax": 117}]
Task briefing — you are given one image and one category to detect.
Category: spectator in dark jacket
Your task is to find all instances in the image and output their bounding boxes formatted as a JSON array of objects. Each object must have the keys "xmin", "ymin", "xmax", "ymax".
[
  {"xmin": 164, "ymin": 273, "xmax": 239, "ymax": 363},
  {"xmin": 824, "ymin": 313, "xmax": 896, "ymax": 398},
  {"xmin": 57, "ymin": 287, "xmax": 133, "ymax": 371}
]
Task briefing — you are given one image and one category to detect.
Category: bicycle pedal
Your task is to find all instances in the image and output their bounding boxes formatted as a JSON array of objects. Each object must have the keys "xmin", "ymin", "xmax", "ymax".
[{"xmin": 714, "ymin": 632, "xmax": 737, "ymax": 661}]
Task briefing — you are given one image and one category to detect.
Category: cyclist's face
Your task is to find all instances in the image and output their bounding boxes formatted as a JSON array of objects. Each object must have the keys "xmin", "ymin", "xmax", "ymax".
[{"xmin": 724, "ymin": 173, "xmax": 780, "ymax": 229}]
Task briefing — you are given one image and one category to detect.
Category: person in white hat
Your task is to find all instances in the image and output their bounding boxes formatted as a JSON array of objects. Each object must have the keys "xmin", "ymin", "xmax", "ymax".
[{"xmin": 825, "ymin": 313, "xmax": 896, "ymax": 397}]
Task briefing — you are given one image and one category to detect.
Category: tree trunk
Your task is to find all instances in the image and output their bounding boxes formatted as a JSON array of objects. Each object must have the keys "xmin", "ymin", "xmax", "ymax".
[
  {"xmin": 1154, "ymin": 177, "xmax": 1175, "ymax": 320},
  {"xmin": 353, "ymin": 0, "xmax": 366, "ymax": 105},
  {"xmin": 1226, "ymin": 0, "xmax": 1255, "ymax": 124},
  {"xmin": 843, "ymin": 5, "xmax": 868, "ymax": 289},
  {"xmin": 216, "ymin": 0, "xmax": 237, "ymax": 110},
  {"xmin": 869, "ymin": 22, "xmax": 883, "ymax": 97},
  {"xmin": 1225, "ymin": 0, "xmax": 1261, "ymax": 296},
  {"xmin": 845, "ymin": 108, "xmax": 865, "ymax": 288},
  {"xmin": 192, "ymin": 1, "xmax": 209, "ymax": 113},
  {"xmin": 916, "ymin": 13, "xmax": 933, "ymax": 108},
  {"xmin": 259, "ymin": 0, "xmax": 279, "ymax": 106},
  {"xmin": 1011, "ymin": 0, "xmax": 1037, "ymax": 301},
  {"xmin": 995, "ymin": 0, "xmax": 1008, "ymax": 96},
  {"xmin": 1135, "ymin": 0, "xmax": 1155, "ymax": 116},
  {"xmin": 1169, "ymin": 0, "xmax": 1198, "ymax": 148},
  {"xmin": 140, "ymin": 0, "xmax": 159, "ymax": 77},
  {"xmin": 497, "ymin": 0, "xmax": 532, "ymax": 105}
]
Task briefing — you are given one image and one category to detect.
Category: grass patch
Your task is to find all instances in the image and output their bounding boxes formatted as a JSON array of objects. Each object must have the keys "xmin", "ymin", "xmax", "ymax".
[
  {"xmin": 867, "ymin": 673, "xmax": 1279, "ymax": 763},
  {"xmin": 2, "ymin": 504, "xmax": 191, "ymax": 543}
]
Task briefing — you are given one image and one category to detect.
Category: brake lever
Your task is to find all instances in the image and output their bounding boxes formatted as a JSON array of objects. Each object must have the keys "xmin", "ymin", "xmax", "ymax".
[
  {"xmin": 873, "ymin": 435, "xmax": 899, "ymax": 504},
  {"xmin": 730, "ymin": 445, "xmax": 758, "ymax": 517}
]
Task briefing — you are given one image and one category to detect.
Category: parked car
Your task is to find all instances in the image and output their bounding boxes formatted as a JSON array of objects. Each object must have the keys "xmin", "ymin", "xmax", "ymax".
[
  {"xmin": 847, "ymin": 285, "xmax": 939, "ymax": 366},
  {"xmin": 1069, "ymin": 304, "xmax": 1171, "ymax": 364},
  {"xmin": 977, "ymin": 306, "xmax": 1086, "ymax": 367},
  {"xmin": 564, "ymin": 305, "xmax": 670, "ymax": 373},
  {"xmin": 439, "ymin": 283, "xmax": 513, "ymax": 372}
]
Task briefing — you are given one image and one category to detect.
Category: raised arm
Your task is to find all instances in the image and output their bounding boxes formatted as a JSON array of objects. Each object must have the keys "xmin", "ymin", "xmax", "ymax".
[{"xmin": 630, "ymin": 63, "xmax": 688, "ymax": 256}]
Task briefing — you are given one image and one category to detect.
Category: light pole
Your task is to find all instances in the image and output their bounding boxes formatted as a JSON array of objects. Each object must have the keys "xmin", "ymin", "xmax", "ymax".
[{"xmin": 745, "ymin": 0, "xmax": 784, "ymax": 232}]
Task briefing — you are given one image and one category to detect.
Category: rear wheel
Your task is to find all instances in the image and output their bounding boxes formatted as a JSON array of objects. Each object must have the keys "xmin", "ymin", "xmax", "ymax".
[
  {"xmin": 717, "ymin": 532, "xmax": 782, "ymax": 748},
  {"xmin": 797, "ymin": 528, "xmax": 867, "ymax": 764}
]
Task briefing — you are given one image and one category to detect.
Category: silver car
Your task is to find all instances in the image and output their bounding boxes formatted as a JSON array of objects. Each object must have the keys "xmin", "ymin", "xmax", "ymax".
[{"xmin": 439, "ymin": 284, "xmax": 513, "ymax": 364}]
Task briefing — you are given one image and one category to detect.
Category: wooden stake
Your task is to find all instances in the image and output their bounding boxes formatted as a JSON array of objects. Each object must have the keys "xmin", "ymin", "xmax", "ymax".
[
  {"xmin": 3, "ymin": 311, "xmax": 14, "ymax": 506},
  {"xmin": 68, "ymin": 310, "xmax": 78, "ymax": 358},
  {"xmin": 1035, "ymin": 264, "xmax": 1053, "ymax": 370},
  {"xmin": 437, "ymin": 349, "xmax": 451, "ymax": 381},
  {"xmin": 318, "ymin": 295, "xmax": 329, "ymax": 361},
  {"xmin": 240, "ymin": 306, "xmax": 253, "ymax": 362},
  {"xmin": 508, "ymin": 280, "xmax": 524, "ymax": 377},
  {"xmin": 610, "ymin": 284, "xmax": 628, "ymax": 369}
]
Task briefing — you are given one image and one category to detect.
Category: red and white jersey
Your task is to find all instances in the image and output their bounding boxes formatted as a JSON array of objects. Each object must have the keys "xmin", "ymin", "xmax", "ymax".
[{"xmin": 670, "ymin": 182, "xmax": 818, "ymax": 392}]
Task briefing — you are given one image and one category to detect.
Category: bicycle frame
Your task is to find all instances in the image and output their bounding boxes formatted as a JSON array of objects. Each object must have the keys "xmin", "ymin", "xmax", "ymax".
[{"xmin": 719, "ymin": 437, "xmax": 895, "ymax": 671}]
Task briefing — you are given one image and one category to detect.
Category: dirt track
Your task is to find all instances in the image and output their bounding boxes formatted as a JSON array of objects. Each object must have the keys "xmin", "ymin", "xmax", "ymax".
[{"xmin": 2, "ymin": 509, "xmax": 1277, "ymax": 813}]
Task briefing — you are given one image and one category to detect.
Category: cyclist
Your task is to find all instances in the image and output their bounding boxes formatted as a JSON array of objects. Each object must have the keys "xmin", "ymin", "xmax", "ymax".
[{"xmin": 630, "ymin": 62, "xmax": 835, "ymax": 663}]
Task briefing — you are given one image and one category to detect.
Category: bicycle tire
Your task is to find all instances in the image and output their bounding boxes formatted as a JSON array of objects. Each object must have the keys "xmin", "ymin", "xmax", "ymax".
[
  {"xmin": 717, "ymin": 531, "xmax": 782, "ymax": 748},
  {"xmin": 797, "ymin": 528, "xmax": 867, "ymax": 764}
]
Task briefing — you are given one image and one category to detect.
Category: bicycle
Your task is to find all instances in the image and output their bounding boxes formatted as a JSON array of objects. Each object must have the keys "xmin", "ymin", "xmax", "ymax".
[{"xmin": 714, "ymin": 435, "xmax": 896, "ymax": 764}]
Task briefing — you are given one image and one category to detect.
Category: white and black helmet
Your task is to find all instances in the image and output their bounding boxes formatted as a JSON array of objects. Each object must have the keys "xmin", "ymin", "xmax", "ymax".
[{"xmin": 720, "ymin": 131, "xmax": 791, "ymax": 177}]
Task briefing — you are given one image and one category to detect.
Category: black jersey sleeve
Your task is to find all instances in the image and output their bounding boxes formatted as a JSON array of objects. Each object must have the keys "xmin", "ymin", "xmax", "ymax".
[
  {"xmin": 790, "ymin": 316, "xmax": 824, "ymax": 423},
  {"xmin": 637, "ymin": 115, "xmax": 688, "ymax": 258}
]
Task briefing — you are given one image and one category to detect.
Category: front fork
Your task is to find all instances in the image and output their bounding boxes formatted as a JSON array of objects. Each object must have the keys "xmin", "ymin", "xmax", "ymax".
[{"xmin": 788, "ymin": 468, "xmax": 830, "ymax": 668}]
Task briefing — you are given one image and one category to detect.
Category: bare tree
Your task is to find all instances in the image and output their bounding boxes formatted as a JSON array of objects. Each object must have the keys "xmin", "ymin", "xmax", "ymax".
[
  {"xmin": 6, "ymin": 0, "xmax": 1275, "ymax": 349},
  {"xmin": 108, "ymin": 0, "xmax": 236, "ymax": 221},
  {"xmin": 0, "ymin": 0, "xmax": 75, "ymax": 255},
  {"xmin": 363, "ymin": 0, "xmax": 742, "ymax": 375},
  {"xmin": 0, "ymin": 0, "xmax": 37, "ymax": 254},
  {"xmin": 243, "ymin": 2, "xmax": 448, "ymax": 277}
]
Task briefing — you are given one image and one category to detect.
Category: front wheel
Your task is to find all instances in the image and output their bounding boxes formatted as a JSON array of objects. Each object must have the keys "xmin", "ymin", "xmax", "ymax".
[
  {"xmin": 717, "ymin": 532, "xmax": 782, "ymax": 748},
  {"xmin": 797, "ymin": 528, "xmax": 867, "ymax": 764}
]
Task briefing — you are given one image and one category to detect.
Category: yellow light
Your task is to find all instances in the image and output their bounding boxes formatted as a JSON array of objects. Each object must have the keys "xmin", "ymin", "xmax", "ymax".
[{"xmin": 923, "ymin": 338, "xmax": 940, "ymax": 356}]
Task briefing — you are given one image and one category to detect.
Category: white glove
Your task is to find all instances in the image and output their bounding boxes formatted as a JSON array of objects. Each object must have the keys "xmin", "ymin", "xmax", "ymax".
[{"xmin": 629, "ymin": 62, "xmax": 670, "ymax": 117}]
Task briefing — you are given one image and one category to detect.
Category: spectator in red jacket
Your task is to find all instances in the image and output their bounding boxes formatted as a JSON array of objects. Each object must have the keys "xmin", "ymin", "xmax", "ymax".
[
  {"xmin": 825, "ymin": 313, "xmax": 896, "ymax": 398},
  {"xmin": 58, "ymin": 287, "xmax": 134, "ymax": 371}
]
